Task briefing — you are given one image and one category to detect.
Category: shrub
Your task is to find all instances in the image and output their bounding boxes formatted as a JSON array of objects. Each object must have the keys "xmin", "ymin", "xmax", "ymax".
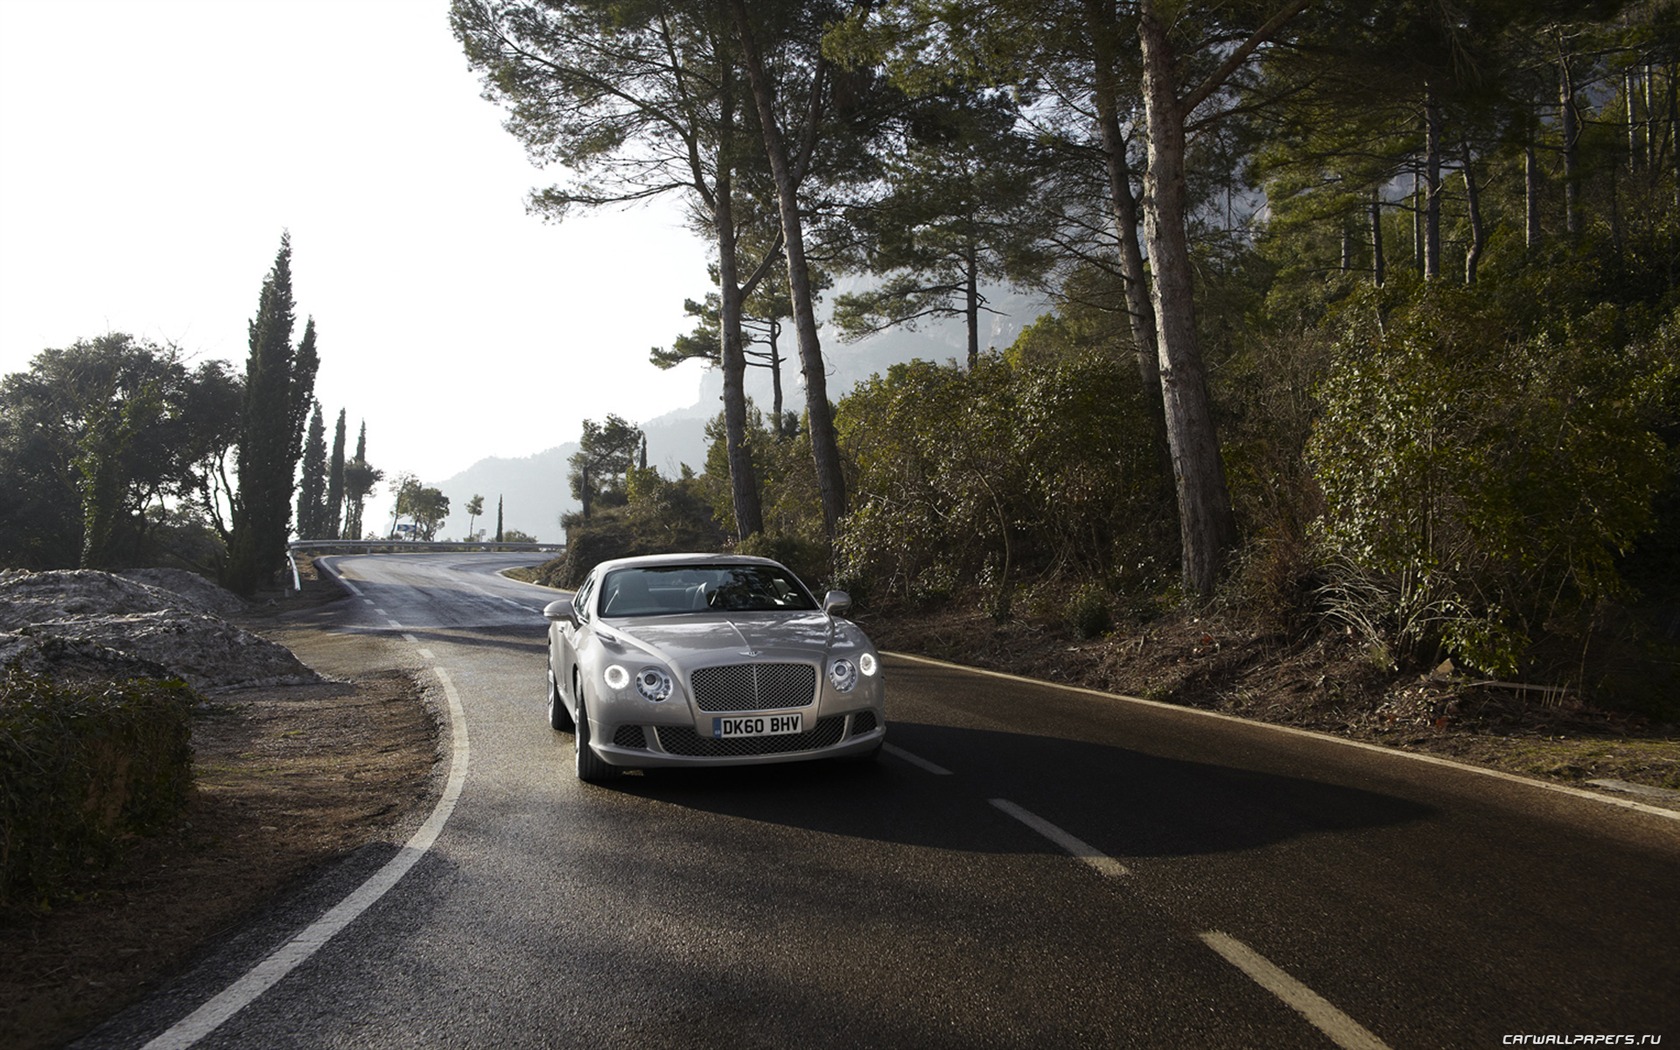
[
  {"xmin": 1067, "ymin": 584, "xmax": 1113, "ymax": 640},
  {"xmin": 1308, "ymin": 293, "xmax": 1669, "ymax": 678},
  {"xmin": 0, "ymin": 673, "xmax": 195, "ymax": 910}
]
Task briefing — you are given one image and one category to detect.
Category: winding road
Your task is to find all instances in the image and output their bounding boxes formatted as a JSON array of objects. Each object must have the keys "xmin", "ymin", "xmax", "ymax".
[{"xmin": 77, "ymin": 552, "xmax": 1679, "ymax": 1048}]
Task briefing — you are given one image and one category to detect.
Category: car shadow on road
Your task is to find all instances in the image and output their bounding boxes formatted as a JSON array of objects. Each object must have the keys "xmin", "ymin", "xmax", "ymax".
[{"xmin": 608, "ymin": 720, "xmax": 1436, "ymax": 862}]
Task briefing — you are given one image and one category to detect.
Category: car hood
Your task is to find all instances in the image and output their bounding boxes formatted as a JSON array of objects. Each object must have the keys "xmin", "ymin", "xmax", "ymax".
[{"xmin": 602, "ymin": 612, "xmax": 865, "ymax": 667}]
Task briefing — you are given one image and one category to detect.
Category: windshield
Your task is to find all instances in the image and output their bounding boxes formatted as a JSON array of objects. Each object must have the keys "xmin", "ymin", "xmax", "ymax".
[{"xmin": 598, "ymin": 565, "xmax": 818, "ymax": 618}]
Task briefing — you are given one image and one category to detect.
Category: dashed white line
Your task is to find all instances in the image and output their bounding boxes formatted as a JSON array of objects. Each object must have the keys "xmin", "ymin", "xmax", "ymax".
[
  {"xmin": 141, "ymin": 664, "xmax": 470, "ymax": 1049},
  {"xmin": 883, "ymin": 743, "xmax": 952, "ymax": 775},
  {"xmin": 988, "ymin": 797, "xmax": 1130, "ymax": 878},
  {"xmin": 1198, "ymin": 931, "xmax": 1391, "ymax": 1050}
]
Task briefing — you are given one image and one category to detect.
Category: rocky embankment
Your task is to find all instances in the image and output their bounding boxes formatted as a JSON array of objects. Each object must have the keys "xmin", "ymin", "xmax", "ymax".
[{"xmin": 0, "ymin": 568, "xmax": 318, "ymax": 691}]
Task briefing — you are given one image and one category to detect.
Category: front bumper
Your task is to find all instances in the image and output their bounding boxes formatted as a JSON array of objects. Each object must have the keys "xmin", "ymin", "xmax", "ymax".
[{"xmin": 587, "ymin": 709, "xmax": 885, "ymax": 769}]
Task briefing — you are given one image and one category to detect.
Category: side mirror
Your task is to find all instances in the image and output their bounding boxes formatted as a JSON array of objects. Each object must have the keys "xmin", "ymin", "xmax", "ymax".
[
  {"xmin": 543, "ymin": 598, "xmax": 578, "ymax": 627},
  {"xmin": 822, "ymin": 590, "xmax": 852, "ymax": 615}
]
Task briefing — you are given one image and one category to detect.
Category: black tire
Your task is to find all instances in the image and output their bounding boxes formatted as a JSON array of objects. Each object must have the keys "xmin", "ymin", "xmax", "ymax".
[
  {"xmin": 574, "ymin": 687, "xmax": 619, "ymax": 783},
  {"xmin": 546, "ymin": 664, "xmax": 574, "ymax": 732}
]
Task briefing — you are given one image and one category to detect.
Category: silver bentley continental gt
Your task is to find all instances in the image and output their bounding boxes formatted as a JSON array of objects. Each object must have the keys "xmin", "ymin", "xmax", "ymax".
[{"xmin": 542, "ymin": 553, "xmax": 886, "ymax": 782}]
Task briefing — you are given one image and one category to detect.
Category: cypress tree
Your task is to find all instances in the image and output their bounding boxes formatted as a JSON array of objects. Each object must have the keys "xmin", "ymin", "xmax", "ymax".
[
  {"xmin": 325, "ymin": 408, "xmax": 347, "ymax": 539},
  {"xmin": 297, "ymin": 402, "xmax": 327, "ymax": 538},
  {"xmin": 225, "ymin": 234, "xmax": 318, "ymax": 595}
]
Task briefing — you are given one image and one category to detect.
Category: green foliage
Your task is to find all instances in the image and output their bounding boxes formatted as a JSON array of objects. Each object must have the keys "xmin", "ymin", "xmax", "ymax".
[
  {"xmin": 392, "ymin": 478, "xmax": 450, "ymax": 541},
  {"xmin": 0, "ymin": 334, "xmax": 242, "ymax": 571},
  {"xmin": 835, "ymin": 335, "xmax": 1175, "ymax": 611},
  {"xmin": 568, "ymin": 415, "xmax": 645, "ymax": 516},
  {"xmin": 1066, "ymin": 583, "xmax": 1113, "ymax": 640},
  {"xmin": 1308, "ymin": 289, "xmax": 1670, "ymax": 677},
  {"xmin": 557, "ymin": 465, "xmax": 726, "ymax": 587},
  {"xmin": 0, "ymin": 673, "xmax": 195, "ymax": 910},
  {"xmin": 296, "ymin": 402, "xmax": 329, "ymax": 540}
]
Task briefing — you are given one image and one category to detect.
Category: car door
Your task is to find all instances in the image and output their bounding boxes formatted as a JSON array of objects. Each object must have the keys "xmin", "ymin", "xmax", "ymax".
[{"xmin": 554, "ymin": 569, "xmax": 597, "ymax": 718}]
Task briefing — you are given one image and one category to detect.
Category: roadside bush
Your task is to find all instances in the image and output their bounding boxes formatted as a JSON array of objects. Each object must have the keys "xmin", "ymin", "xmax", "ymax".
[
  {"xmin": 1066, "ymin": 583, "xmax": 1113, "ymax": 640},
  {"xmin": 557, "ymin": 467, "xmax": 727, "ymax": 588},
  {"xmin": 1307, "ymin": 291, "xmax": 1669, "ymax": 679},
  {"xmin": 0, "ymin": 673, "xmax": 195, "ymax": 910},
  {"xmin": 834, "ymin": 339, "xmax": 1174, "ymax": 612}
]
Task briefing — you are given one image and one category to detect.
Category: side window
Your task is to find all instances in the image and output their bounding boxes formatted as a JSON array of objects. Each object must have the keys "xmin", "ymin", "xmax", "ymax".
[{"xmin": 574, "ymin": 574, "xmax": 596, "ymax": 624}]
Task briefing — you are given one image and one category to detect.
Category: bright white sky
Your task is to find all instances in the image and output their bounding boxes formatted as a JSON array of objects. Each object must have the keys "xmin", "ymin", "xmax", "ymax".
[{"xmin": 0, "ymin": 0, "xmax": 711, "ymax": 488}]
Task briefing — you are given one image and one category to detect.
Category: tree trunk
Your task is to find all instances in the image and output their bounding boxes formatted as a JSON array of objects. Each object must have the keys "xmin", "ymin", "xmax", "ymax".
[
  {"xmin": 714, "ymin": 161, "xmax": 765, "ymax": 539},
  {"xmin": 1370, "ymin": 188, "xmax": 1386, "ymax": 287},
  {"xmin": 1423, "ymin": 89, "xmax": 1442, "ymax": 281},
  {"xmin": 1561, "ymin": 54, "xmax": 1581, "ymax": 239},
  {"xmin": 1462, "ymin": 141, "xmax": 1484, "ymax": 285},
  {"xmin": 964, "ymin": 236, "xmax": 980, "ymax": 370},
  {"xmin": 1412, "ymin": 170, "xmax": 1424, "ymax": 272},
  {"xmin": 1136, "ymin": 0, "xmax": 1238, "ymax": 596},
  {"xmin": 768, "ymin": 321, "xmax": 785, "ymax": 435},
  {"xmin": 1526, "ymin": 142, "xmax": 1541, "ymax": 251},
  {"xmin": 1083, "ymin": 0, "xmax": 1162, "ymax": 398},
  {"xmin": 731, "ymin": 0, "xmax": 847, "ymax": 543}
]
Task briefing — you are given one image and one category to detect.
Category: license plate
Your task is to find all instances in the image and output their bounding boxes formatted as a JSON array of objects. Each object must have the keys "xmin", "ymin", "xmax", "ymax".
[{"xmin": 712, "ymin": 713, "xmax": 803, "ymax": 739}]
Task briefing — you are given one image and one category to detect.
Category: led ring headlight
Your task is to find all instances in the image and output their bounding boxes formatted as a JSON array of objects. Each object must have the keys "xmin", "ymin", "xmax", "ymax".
[
  {"xmin": 635, "ymin": 667, "xmax": 673, "ymax": 702},
  {"xmin": 603, "ymin": 665, "xmax": 630, "ymax": 690}
]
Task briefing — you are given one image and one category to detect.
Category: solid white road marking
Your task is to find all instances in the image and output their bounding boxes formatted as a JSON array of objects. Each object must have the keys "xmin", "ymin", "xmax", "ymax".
[
  {"xmin": 883, "ymin": 743, "xmax": 952, "ymax": 775},
  {"xmin": 989, "ymin": 798, "xmax": 1130, "ymax": 878},
  {"xmin": 141, "ymin": 664, "xmax": 470, "ymax": 1050},
  {"xmin": 1199, "ymin": 931, "xmax": 1391, "ymax": 1050},
  {"xmin": 887, "ymin": 651, "xmax": 1680, "ymax": 823}
]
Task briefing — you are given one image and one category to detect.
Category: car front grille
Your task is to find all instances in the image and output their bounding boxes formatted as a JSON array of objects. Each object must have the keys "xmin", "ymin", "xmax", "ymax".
[
  {"xmin": 851, "ymin": 710, "xmax": 878, "ymax": 735},
  {"xmin": 613, "ymin": 725, "xmax": 648, "ymax": 749},
  {"xmin": 656, "ymin": 715, "xmax": 846, "ymax": 757},
  {"xmin": 690, "ymin": 662, "xmax": 816, "ymax": 712}
]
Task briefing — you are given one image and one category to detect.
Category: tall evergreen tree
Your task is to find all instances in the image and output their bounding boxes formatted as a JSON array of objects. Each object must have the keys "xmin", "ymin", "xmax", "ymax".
[
  {"xmin": 325, "ymin": 408, "xmax": 347, "ymax": 539},
  {"xmin": 225, "ymin": 234, "xmax": 318, "ymax": 595},
  {"xmin": 296, "ymin": 401, "xmax": 328, "ymax": 539}
]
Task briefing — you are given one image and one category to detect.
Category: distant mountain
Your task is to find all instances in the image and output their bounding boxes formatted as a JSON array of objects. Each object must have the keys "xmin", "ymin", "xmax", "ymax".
[{"xmin": 431, "ymin": 286, "xmax": 1047, "ymax": 542}]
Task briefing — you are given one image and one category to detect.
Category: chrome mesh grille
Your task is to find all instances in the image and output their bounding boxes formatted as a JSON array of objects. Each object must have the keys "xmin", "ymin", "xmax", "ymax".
[
  {"xmin": 690, "ymin": 663, "xmax": 815, "ymax": 712},
  {"xmin": 656, "ymin": 715, "xmax": 846, "ymax": 757}
]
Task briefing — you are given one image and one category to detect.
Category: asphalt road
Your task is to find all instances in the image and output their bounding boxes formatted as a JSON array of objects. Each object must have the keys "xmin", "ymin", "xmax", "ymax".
[{"xmin": 78, "ymin": 552, "xmax": 1680, "ymax": 1049}]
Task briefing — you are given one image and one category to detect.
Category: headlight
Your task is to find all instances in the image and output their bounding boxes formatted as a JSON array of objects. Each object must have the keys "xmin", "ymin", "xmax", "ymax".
[
  {"xmin": 829, "ymin": 658, "xmax": 859, "ymax": 692},
  {"xmin": 635, "ymin": 667, "xmax": 673, "ymax": 702},
  {"xmin": 603, "ymin": 664, "xmax": 630, "ymax": 690},
  {"xmin": 859, "ymin": 652, "xmax": 878, "ymax": 677}
]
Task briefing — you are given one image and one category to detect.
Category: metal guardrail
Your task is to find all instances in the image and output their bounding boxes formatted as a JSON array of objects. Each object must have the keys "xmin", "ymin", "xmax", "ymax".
[{"xmin": 285, "ymin": 539, "xmax": 566, "ymax": 590}]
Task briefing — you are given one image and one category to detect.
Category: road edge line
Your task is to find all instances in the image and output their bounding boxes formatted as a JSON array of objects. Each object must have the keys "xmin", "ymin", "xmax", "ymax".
[
  {"xmin": 885, "ymin": 651, "xmax": 1680, "ymax": 824},
  {"xmin": 140, "ymin": 663, "xmax": 470, "ymax": 1049}
]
